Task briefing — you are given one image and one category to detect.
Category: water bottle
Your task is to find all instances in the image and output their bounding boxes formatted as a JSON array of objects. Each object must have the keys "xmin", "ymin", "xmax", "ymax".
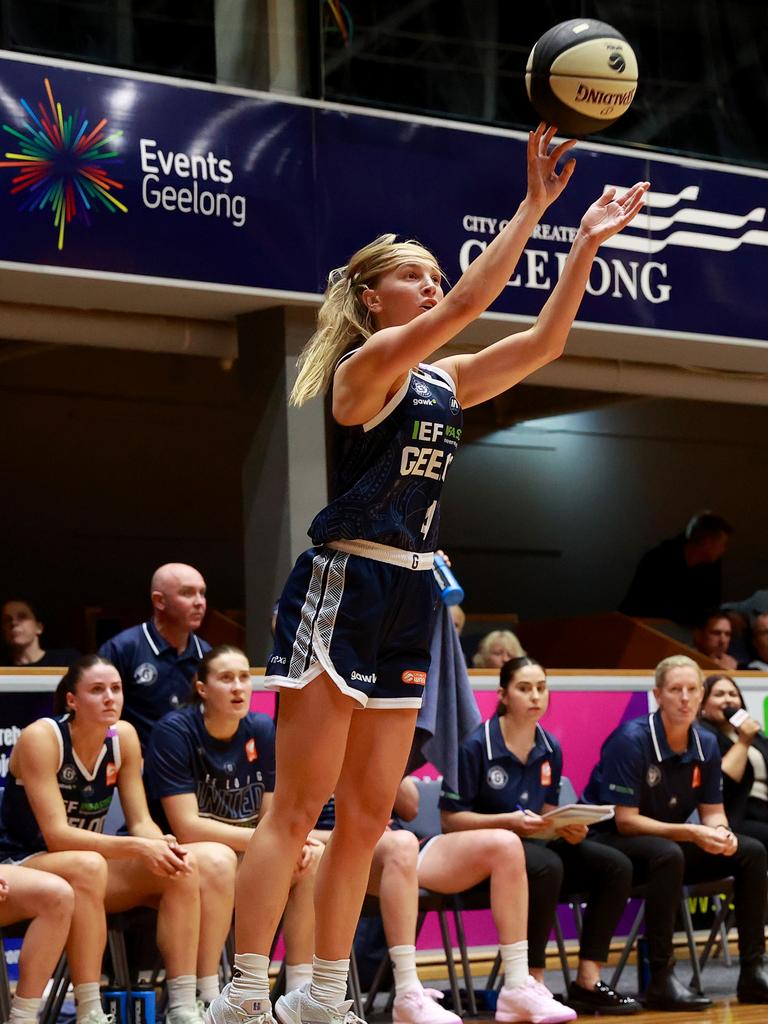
[
  {"xmin": 131, "ymin": 986, "xmax": 155, "ymax": 1024},
  {"xmin": 102, "ymin": 989, "xmax": 129, "ymax": 1024},
  {"xmin": 433, "ymin": 553, "xmax": 464, "ymax": 606}
]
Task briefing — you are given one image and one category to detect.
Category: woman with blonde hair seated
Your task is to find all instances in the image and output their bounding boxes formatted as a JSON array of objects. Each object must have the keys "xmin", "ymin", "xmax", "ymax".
[{"xmin": 472, "ymin": 630, "xmax": 524, "ymax": 669}]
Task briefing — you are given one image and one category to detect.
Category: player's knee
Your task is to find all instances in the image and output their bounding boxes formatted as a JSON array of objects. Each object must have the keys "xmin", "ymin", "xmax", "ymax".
[
  {"xmin": 38, "ymin": 875, "xmax": 75, "ymax": 921},
  {"xmin": 378, "ymin": 830, "xmax": 419, "ymax": 876},
  {"xmin": 194, "ymin": 842, "xmax": 238, "ymax": 888},
  {"xmin": 67, "ymin": 851, "xmax": 109, "ymax": 894},
  {"xmin": 652, "ymin": 839, "xmax": 685, "ymax": 877},
  {"xmin": 335, "ymin": 799, "xmax": 392, "ymax": 848},
  {"xmin": 485, "ymin": 829, "xmax": 524, "ymax": 869}
]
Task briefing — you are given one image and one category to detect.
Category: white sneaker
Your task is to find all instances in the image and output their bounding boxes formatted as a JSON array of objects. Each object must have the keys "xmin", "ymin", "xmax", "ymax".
[
  {"xmin": 205, "ymin": 985, "xmax": 276, "ymax": 1024},
  {"xmin": 167, "ymin": 1002, "xmax": 206, "ymax": 1024},
  {"xmin": 275, "ymin": 984, "xmax": 365, "ymax": 1024},
  {"xmin": 495, "ymin": 978, "xmax": 577, "ymax": 1024},
  {"xmin": 79, "ymin": 1012, "xmax": 115, "ymax": 1024}
]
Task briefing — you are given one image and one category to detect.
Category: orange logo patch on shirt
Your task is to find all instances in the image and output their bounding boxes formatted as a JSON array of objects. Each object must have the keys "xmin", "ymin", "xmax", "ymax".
[
  {"xmin": 401, "ymin": 670, "xmax": 427, "ymax": 685},
  {"xmin": 692, "ymin": 764, "xmax": 701, "ymax": 788},
  {"xmin": 106, "ymin": 763, "xmax": 118, "ymax": 786},
  {"xmin": 245, "ymin": 738, "xmax": 257, "ymax": 762},
  {"xmin": 541, "ymin": 761, "xmax": 552, "ymax": 787}
]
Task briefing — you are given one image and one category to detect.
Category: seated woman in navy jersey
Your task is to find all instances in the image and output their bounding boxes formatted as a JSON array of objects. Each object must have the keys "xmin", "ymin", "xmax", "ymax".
[
  {"xmin": 441, "ymin": 656, "xmax": 640, "ymax": 1017},
  {"xmin": 0, "ymin": 865, "xmax": 74, "ymax": 1024},
  {"xmin": 0, "ymin": 654, "xmax": 236, "ymax": 1024},
  {"xmin": 312, "ymin": 783, "xmax": 575, "ymax": 1024},
  {"xmin": 144, "ymin": 645, "xmax": 324, "ymax": 1001}
]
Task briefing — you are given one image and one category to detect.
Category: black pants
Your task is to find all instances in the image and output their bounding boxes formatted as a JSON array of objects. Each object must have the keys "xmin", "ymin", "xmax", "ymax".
[
  {"xmin": 523, "ymin": 837, "xmax": 633, "ymax": 968},
  {"xmin": 593, "ymin": 832, "xmax": 767, "ymax": 971}
]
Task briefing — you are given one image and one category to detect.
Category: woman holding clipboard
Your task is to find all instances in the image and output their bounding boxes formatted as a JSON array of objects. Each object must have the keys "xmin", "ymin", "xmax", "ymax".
[{"xmin": 440, "ymin": 657, "xmax": 640, "ymax": 1016}]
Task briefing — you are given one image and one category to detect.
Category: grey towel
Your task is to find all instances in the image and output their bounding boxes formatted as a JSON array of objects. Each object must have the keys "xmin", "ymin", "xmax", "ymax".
[{"xmin": 416, "ymin": 602, "xmax": 482, "ymax": 795}]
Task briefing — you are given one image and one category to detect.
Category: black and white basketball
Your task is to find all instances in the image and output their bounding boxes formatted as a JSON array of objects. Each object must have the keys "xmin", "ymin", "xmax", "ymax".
[{"xmin": 525, "ymin": 19, "xmax": 638, "ymax": 136}]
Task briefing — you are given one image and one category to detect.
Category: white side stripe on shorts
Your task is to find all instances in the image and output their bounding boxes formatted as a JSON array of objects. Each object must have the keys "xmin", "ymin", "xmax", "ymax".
[{"xmin": 288, "ymin": 549, "xmax": 349, "ymax": 678}]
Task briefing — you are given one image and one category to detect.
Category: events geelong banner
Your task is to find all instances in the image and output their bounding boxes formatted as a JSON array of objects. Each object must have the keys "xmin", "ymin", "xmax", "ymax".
[{"xmin": 0, "ymin": 52, "xmax": 766, "ymax": 342}]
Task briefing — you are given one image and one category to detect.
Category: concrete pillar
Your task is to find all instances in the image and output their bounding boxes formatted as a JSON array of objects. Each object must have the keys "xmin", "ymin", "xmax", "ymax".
[
  {"xmin": 238, "ymin": 305, "xmax": 327, "ymax": 662},
  {"xmin": 214, "ymin": 0, "xmax": 306, "ymax": 94}
]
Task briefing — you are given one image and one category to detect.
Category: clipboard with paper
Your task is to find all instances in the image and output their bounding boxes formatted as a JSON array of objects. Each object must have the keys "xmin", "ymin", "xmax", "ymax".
[{"xmin": 536, "ymin": 803, "xmax": 615, "ymax": 839}]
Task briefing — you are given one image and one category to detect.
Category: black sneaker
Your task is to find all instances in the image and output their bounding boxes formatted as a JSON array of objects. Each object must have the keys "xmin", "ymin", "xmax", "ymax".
[{"xmin": 565, "ymin": 980, "xmax": 641, "ymax": 1015}]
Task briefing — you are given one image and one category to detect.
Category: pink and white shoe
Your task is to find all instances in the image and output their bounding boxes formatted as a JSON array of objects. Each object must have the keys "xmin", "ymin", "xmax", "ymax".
[
  {"xmin": 393, "ymin": 986, "xmax": 462, "ymax": 1024},
  {"xmin": 495, "ymin": 977, "xmax": 577, "ymax": 1024}
]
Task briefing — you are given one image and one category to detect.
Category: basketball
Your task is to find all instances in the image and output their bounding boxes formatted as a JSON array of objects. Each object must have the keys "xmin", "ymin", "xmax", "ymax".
[{"xmin": 525, "ymin": 19, "xmax": 638, "ymax": 136}]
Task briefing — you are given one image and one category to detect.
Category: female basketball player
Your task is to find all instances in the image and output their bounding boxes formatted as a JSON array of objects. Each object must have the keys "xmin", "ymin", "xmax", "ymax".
[
  {"xmin": 207, "ymin": 124, "xmax": 649, "ymax": 1024},
  {"xmin": 0, "ymin": 655, "xmax": 235, "ymax": 1024}
]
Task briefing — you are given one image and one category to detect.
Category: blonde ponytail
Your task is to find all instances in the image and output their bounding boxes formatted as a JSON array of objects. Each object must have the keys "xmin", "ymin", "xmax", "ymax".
[{"xmin": 290, "ymin": 233, "xmax": 440, "ymax": 407}]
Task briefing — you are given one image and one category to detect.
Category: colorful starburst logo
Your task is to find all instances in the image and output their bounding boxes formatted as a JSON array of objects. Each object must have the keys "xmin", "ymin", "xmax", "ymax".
[{"xmin": 0, "ymin": 77, "xmax": 127, "ymax": 250}]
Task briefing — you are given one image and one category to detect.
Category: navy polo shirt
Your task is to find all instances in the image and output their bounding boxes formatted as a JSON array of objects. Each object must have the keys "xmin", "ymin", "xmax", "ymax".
[
  {"xmin": 440, "ymin": 715, "xmax": 562, "ymax": 815},
  {"xmin": 582, "ymin": 711, "xmax": 723, "ymax": 828},
  {"xmin": 144, "ymin": 705, "xmax": 275, "ymax": 831},
  {"xmin": 99, "ymin": 620, "xmax": 211, "ymax": 749}
]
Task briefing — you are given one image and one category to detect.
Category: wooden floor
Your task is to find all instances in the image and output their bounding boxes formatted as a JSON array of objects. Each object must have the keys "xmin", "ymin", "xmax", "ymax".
[{"xmin": 460, "ymin": 1003, "xmax": 767, "ymax": 1022}]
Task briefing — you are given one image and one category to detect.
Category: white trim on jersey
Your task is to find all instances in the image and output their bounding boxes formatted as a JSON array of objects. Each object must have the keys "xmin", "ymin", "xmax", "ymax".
[
  {"xmin": 366, "ymin": 696, "xmax": 424, "ymax": 710},
  {"xmin": 362, "ymin": 373, "xmax": 412, "ymax": 433},
  {"xmin": 142, "ymin": 621, "xmax": 160, "ymax": 656},
  {"xmin": 416, "ymin": 363, "xmax": 456, "ymax": 393},
  {"xmin": 112, "ymin": 728, "xmax": 122, "ymax": 772},
  {"xmin": 44, "ymin": 717, "xmax": 65, "ymax": 774},
  {"xmin": 484, "ymin": 718, "xmax": 493, "ymax": 761}
]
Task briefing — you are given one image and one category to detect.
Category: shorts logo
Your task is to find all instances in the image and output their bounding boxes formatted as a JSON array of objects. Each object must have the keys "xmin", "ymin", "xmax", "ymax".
[
  {"xmin": 134, "ymin": 663, "xmax": 158, "ymax": 686},
  {"xmin": 647, "ymin": 765, "xmax": 662, "ymax": 787},
  {"xmin": 414, "ymin": 381, "xmax": 432, "ymax": 397},
  {"xmin": 351, "ymin": 669, "xmax": 377, "ymax": 684},
  {"xmin": 540, "ymin": 761, "xmax": 552, "ymax": 787},
  {"xmin": 450, "ymin": 397, "xmax": 460, "ymax": 415},
  {"xmin": 692, "ymin": 764, "xmax": 701, "ymax": 788},
  {"xmin": 401, "ymin": 670, "xmax": 427, "ymax": 685},
  {"xmin": 245, "ymin": 738, "xmax": 257, "ymax": 762},
  {"xmin": 487, "ymin": 765, "xmax": 508, "ymax": 790},
  {"xmin": 60, "ymin": 764, "xmax": 78, "ymax": 783},
  {"xmin": 270, "ymin": 655, "xmax": 287, "ymax": 665},
  {"xmin": 106, "ymin": 762, "xmax": 118, "ymax": 786}
]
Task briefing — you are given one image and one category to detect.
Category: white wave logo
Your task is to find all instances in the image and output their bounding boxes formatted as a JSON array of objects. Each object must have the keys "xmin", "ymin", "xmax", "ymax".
[{"xmin": 601, "ymin": 184, "xmax": 768, "ymax": 254}]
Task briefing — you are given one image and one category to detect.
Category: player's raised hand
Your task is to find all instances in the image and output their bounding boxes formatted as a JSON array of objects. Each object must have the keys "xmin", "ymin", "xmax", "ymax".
[{"xmin": 526, "ymin": 122, "xmax": 577, "ymax": 211}]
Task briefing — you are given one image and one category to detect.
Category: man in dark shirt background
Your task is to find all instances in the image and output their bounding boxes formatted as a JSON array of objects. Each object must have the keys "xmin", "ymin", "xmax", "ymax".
[{"xmin": 620, "ymin": 512, "xmax": 733, "ymax": 625}]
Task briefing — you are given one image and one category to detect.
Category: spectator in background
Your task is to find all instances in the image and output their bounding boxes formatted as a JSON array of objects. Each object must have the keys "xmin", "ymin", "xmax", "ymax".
[
  {"xmin": 747, "ymin": 612, "xmax": 768, "ymax": 671},
  {"xmin": 472, "ymin": 629, "xmax": 524, "ymax": 668},
  {"xmin": 692, "ymin": 610, "xmax": 739, "ymax": 671},
  {"xmin": 1, "ymin": 599, "xmax": 80, "ymax": 667},
  {"xmin": 619, "ymin": 511, "xmax": 733, "ymax": 625},
  {"xmin": 723, "ymin": 590, "xmax": 768, "ymax": 635},
  {"xmin": 698, "ymin": 674, "xmax": 768, "ymax": 847},
  {"xmin": 99, "ymin": 563, "xmax": 210, "ymax": 749},
  {"xmin": 584, "ymin": 655, "xmax": 768, "ymax": 1010}
]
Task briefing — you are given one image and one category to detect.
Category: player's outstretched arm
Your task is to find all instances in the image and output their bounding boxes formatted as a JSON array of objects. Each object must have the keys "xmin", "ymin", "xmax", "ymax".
[
  {"xmin": 436, "ymin": 180, "xmax": 649, "ymax": 409},
  {"xmin": 334, "ymin": 124, "xmax": 576, "ymax": 422}
]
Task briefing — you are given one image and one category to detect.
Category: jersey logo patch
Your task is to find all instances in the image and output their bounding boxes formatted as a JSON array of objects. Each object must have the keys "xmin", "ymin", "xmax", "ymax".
[
  {"xmin": 487, "ymin": 765, "xmax": 508, "ymax": 790},
  {"xmin": 540, "ymin": 761, "xmax": 552, "ymax": 787},
  {"xmin": 245, "ymin": 738, "xmax": 257, "ymax": 762},
  {"xmin": 106, "ymin": 762, "xmax": 118, "ymax": 786},
  {"xmin": 450, "ymin": 397, "xmax": 460, "ymax": 415},
  {"xmin": 413, "ymin": 381, "xmax": 432, "ymax": 397},
  {"xmin": 692, "ymin": 764, "xmax": 701, "ymax": 788},
  {"xmin": 401, "ymin": 670, "xmax": 427, "ymax": 685},
  {"xmin": 647, "ymin": 765, "xmax": 662, "ymax": 787},
  {"xmin": 60, "ymin": 764, "xmax": 78, "ymax": 783},
  {"xmin": 134, "ymin": 662, "xmax": 159, "ymax": 686}
]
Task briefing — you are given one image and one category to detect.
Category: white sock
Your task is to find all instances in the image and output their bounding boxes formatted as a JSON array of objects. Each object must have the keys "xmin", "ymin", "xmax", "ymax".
[
  {"xmin": 197, "ymin": 976, "xmax": 221, "ymax": 1004},
  {"xmin": 285, "ymin": 963, "xmax": 313, "ymax": 994},
  {"xmin": 167, "ymin": 975, "xmax": 197, "ymax": 1013},
  {"xmin": 500, "ymin": 941, "xmax": 529, "ymax": 990},
  {"xmin": 74, "ymin": 983, "xmax": 103, "ymax": 1022},
  {"xmin": 389, "ymin": 945, "xmax": 421, "ymax": 995},
  {"xmin": 9, "ymin": 994, "xmax": 42, "ymax": 1024},
  {"xmin": 230, "ymin": 953, "xmax": 271, "ymax": 1005},
  {"xmin": 310, "ymin": 955, "xmax": 350, "ymax": 1007}
]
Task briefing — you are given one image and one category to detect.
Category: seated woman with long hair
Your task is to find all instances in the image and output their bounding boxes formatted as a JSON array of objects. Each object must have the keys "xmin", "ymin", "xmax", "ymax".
[
  {"xmin": 0, "ymin": 654, "xmax": 236, "ymax": 1024},
  {"xmin": 441, "ymin": 656, "xmax": 640, "ymax": 1016},
  {"xmin": 143, "ymin": 645, "xmax": 324, "ymax": 1001}
]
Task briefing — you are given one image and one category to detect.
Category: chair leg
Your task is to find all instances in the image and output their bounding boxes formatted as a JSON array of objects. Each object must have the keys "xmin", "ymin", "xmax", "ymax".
[
  {"xmin": 39, "ymin": 955, "xmax": 69, "ymax": 1024},
  {"xmin": 348, "ymin": 949, "xmax": 364, "ymax": 1019},
  {"xmin": 609, "ymin": 903, "xmax": 644, "ymax": 992},
  {"xmin": 451, "ymin": 905, "xmax": 477, "ymax": 1017},
  {"xmin": 108, "ymin": 926, "xmax": 132, "ymax": 990},
  {"xmin": 0, "ymin": 936, "xmax": 11, "ymax": 1023},
  {"xmin": 363, "ymin": 952, "xmax": 392, "ymax": 1016},
  {"xmin": 487, "ymin": 951, "xmax": 502, "ymax": 992},
  {"xmin": 680, "ymin": 896, "xmax": 704, "ymax": 995},
  {"xmin": 437, "ymin": 910, "xmax": 463, "ymax": 1018},
  {"xmin": 270, "ymin": 962, "xmax": 286, "ymax": 1002},
  {"xmin": 552, "ymin": 912, "xmax": 571, "ymax": 991}
]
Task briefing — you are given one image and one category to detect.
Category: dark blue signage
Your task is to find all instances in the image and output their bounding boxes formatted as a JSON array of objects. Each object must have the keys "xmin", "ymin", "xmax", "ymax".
[{"xmin": 0, "ymin": 53, "xmax": 765, "ymax": 342}]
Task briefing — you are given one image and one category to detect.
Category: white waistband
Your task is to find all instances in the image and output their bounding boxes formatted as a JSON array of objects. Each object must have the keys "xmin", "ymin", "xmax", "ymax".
[{"xmin": 325, "ymin": 540, "xmax": 435, "ymax": 570}]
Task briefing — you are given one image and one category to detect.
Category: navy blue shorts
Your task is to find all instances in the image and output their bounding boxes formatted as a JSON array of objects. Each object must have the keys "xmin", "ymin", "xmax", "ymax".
[{"xmin": 264, "ymin": 544, "xmax": 438, "ymax": 709}]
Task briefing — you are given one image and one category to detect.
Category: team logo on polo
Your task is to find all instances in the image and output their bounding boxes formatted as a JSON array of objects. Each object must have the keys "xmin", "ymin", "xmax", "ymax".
[
  {"xmin": 487, "ymin": 765, "xmax": 508, "ymax": 789},
  {"xmin": 0, "ymin": 77, "xmax": 127, "ymax": 251},
  {"xmin": 134, "ymin": 663, "xmax": 159, "ymax": 686},
  {"xmin": 646, "ymin": 765, "xmax": 661, "ymax": 787}
]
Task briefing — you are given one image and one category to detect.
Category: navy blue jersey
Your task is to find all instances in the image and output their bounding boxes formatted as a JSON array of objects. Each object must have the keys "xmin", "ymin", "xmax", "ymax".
[
  {"xmin": 0, "ymin": 716, "xmax": 120, "ymax": 857},
  {"xmin": 144, "ymin": 706, "xmax": 276, "ymax": 828},
  {"xmin": 582, "ymin": 711, "xmax": 722, "ymax": 829},
  {"xmin": 310, "ymin": 360, "xmax": 463, "ymax": 553},
  {"xmin": 440, "ymin": 716, "xmax": 562, "ymax": 815},
  {"xmin": 99, "ymin": 620, "xmax": 211, "ymax": 750}
]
